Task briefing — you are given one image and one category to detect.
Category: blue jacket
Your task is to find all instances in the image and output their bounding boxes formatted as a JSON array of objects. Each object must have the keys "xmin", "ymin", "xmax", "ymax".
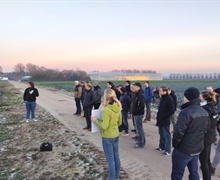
[{"xmin": 144, "ymin": 87, "xmax": 153, "ymax": 103}]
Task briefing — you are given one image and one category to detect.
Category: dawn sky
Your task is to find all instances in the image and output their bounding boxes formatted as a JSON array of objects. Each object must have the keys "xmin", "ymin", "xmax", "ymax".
[{"xmin": 0, "ymin": 0, "xmax": 220, "ymax": 75}]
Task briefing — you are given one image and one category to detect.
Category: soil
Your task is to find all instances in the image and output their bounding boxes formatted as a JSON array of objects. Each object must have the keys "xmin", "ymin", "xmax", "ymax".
[{"xmin": 1, "ymin": 81, "xmax": 220, "ymax": 180}]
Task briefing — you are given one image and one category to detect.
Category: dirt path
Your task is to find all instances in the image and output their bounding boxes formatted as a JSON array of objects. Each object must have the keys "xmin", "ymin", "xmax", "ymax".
[{"xmin": 10, "ymin": 81, "xmax": 220, "ymax": 180}]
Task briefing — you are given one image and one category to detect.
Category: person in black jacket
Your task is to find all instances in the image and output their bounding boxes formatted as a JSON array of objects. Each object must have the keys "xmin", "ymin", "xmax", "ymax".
[
  {"xmin": 23, "ymin": 81, "xmax": 39, "ymax": 122},
  {"xmin": 132, "ymin": 82, "xmax": 145, "ymax": 148},
  {"xmin": 168, "ymin": 88, "xmax": 177, "ymax": 131},
  {"xmin": 171, "ymin": 87, "xmax": 209, "ymax": 180},
  {"xmin": 93, "ymin": 80, "xmax": 102, "ymax": 109},
  {"xmin": 119, "ymin": 86, "xmax": 131, "ymax": 136},
  {"xmin": 199, "ymin": 90, "xmax": 219, "ymax": 180},
  {"xmin": 83, "ymin": 82, "xmax": 94, "ymax": 131},
  {"xmin": 107, "ymin": 81, "xmax": 120, "ymax": 100},
  {"xmin": 155, "ymin": 86, "xmax": 174, "ymax": 155}
]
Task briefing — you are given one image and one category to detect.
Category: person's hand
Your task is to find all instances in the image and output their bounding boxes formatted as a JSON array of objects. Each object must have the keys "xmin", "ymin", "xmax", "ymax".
[{"xmin": 91, "ymin": 116, "xmax": 97, "ymax": 122}]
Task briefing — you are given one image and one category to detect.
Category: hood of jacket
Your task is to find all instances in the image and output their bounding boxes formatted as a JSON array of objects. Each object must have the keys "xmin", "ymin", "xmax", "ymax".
[{"xmin": 106, "ymin": 102, "xmax": 121, "ymax": 113}]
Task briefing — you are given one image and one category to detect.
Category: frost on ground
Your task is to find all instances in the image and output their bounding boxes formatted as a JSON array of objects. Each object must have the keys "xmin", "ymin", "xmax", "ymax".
[{"xmin": 0, "ymin": 82, "xmax": 127, "ymax": 180}]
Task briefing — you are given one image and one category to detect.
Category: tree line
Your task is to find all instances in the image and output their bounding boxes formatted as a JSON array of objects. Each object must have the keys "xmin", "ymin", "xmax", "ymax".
[{"xmin": 3, "ymin": 63, "xmax": 91, "ymax": 81}]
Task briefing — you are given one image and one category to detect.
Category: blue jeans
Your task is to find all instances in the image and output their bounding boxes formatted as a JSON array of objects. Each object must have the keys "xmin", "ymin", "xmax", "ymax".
[
  {"xmin": 122, "ymin": 111, "xmax": 129, "ymax": 133},
  {"xmin": 158, "ymin": 126, "xmax": 171, "ymax": 153},
  {"xmin": 134, "ymin": 115, "xmax": 145, "ymax": 147},
  {"xmin": 75, "ymin": 98, "xmax": 81, "ymax": 114},
  {"xmin": 102, "ymin": 137, "xmax": 121, "ymax": 180},
  {"xmin": 25, "ymin": 101, "xmax": 36, "ymax": 120},
  {"xmin": 172, "ymin": 148, "xmax": 200, "ymax": 180}
]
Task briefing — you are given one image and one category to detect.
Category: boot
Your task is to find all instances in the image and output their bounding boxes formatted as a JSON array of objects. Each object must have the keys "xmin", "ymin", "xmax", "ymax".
[{"xmin": 211, "ymin": 167, "xmax": 216, "ymax": 176}]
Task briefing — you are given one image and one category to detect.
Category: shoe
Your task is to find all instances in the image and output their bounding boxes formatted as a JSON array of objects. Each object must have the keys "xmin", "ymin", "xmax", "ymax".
[
  {"xmin": 121, "ymin": 132, "xmax": 129, "ymax": 136},
  {"xmin": 155, "ymin": 147, "xmax": 163, "ymax": 151},
  {"xmin": 134, "ymin": 144, "xmax": 144, "ymax": 148},
  {"xmin": 132, "ymin": 136, "xmax": 138, "ymax": 140},
  {"xmin": 143, "ymin": 119, "xmax": 148, "ymax": 123},
  {"xmin": 87, "ymin": 128, "xmax": 91, "ymax": 131},
  {"xmin": 162, "ymin": 151, "xmax": 171, "ymax": 156},
  {"xmin": 33, "ymin": 119, "xmax": 37, "ymax": 122},
  {"xmin": 83, "ymin": 127, "xmax": 89, "ymax": 130},
  {"xmin": 26, "ymin": 119, "xmax": 29, "ymax": 123},
  {"xmin": 131, "ymin": 129, "xmax": 136, "ymax": 132},
  {"xmin": 211, "ymin": 167, "xmax": 216, "ymax": 176}
]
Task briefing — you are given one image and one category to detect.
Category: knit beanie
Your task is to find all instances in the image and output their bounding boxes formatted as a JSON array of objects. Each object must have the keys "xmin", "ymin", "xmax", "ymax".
[{"xmin": 184, "ymin": 87, "xmax": 200, "ymax": 101}]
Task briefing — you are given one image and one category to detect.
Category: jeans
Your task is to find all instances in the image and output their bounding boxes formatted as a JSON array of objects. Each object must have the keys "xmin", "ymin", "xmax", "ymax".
[
  {"xmin": 75, "ymin": 98, "xmax": 81, "ymax": 114},
  {"xmin": 145, "ymin": 102, "xmax": 151, "ymax": 120},
  {"xmin": 158, "ymin": 126, "xmax": 171, "ymax": 153},
  {"xmin": 102, "ymin": 137, "xmax": 121, "ymax": 180},
  {"xmin": 212, "ymin": 138, "xmax": 220, "ymax": 168},
  {"xmin": 134, "ymin": 115, "xmax": 145, "ymax": 147},
  {"xmin": 122, "ymin": 111, "xmax": 129, "ymax": 133},
  {"xmin": 25, "ymin": 101, "xmax": 36, "ymax": 120},
  {"xmin": 84, "ymin": 106, "xmax": 93, "ymax": 128},
  {"xmin": 199, "ymin": 143, "xmax": 212, "ymax": 180},
  {"xmin": 172, "ymin": 148, "xmax": 200, "ymax": 180}
]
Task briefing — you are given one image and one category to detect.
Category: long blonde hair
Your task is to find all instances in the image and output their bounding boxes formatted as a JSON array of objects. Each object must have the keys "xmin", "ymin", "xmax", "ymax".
[{"xmin": 103, "ymin": 89, "xmax": 122, "ymax": 110}]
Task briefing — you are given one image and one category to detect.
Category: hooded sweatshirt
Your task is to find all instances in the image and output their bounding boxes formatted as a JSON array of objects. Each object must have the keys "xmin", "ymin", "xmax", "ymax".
[{"xmin": 94, "ymin": 102, "xmax": 122, "ymax": 138}]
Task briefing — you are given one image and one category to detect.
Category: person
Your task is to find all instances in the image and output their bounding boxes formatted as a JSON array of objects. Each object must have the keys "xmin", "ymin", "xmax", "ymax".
[
  {"xmin": 23, "ymin": 81, "xmax": 39, "ymax": 122},
  {"xmin": 130, "ymin": 83, "xmax": 137, "ymax": 135},
  {"xmin": 119, "ymin": 86, "xmax": 131, "ymax": 136},
  {"xmin": 144, "ymin": 81, "xmax": 154, "ymax": 123},
  {"xmin": 93, "ymin": 80, "xmax": 102, "ymax": 109},
  {"xmin": 168, "ymin": 87, "xmax": 177, "ymax": 131},
  {"xmin": 73, "ymin": 80, "xmax": 82, "ymax": 116},
  {"xmin": 199, "ymin": 90, "xmax": 219, "ymax": 180},
  {"xmin": 171, "ymin": 87, "xmax": 209, "ymax": 180},
  {"xmin": 107, "ymin": 81, "xmax": 120, "ymax": 100},
  {"xmin": 125, "ymin": 80, "xmax": 131, "ymax": 97},
  {"xmin": 91, "ymin": 89, "xmax": 122, "ymax": 180},
  {"xmin": 83, "ymin": 82, "xmax": 94, "ymax": 131},
  {"xmin": 152, "ymin": 86, "xmax": 160, "ymax": 105},
  {"xmin": 132, "ymin": 82, "xmax": 146, "ymax": 148},
  {"xmin": 211, "ymin": 90, "xmax": 220, "ymax": 176},
  {"xmin": 155, "ymin": 86, "xmax": 174, "ymax": 155},
  {"xmin": 80, "ymin": 81, "xmax": 86, "ymax": 117}
]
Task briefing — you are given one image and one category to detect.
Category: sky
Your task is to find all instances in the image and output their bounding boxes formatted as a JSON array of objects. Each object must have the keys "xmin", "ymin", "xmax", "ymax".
[{"xmin": 0, "ymin": 0, "xmax": 220, "ymax": 75}]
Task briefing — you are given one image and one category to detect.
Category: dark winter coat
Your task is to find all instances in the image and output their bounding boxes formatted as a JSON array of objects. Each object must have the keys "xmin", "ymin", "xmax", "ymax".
[
  {"xmin": 172, "ymin": 99, "xmax": 209, "ymax": 155},
  {"xmin": 120, "ymin": 93, "xmax": 131, "ymax": 112},
  {"xmin": 132, "ymin": 89, "xmax": 145, "ymax": 116},
  {"xmin": 202, "ymin": 101, "xmax": 219, "ymax": 144},
  {"xmin": 23, "ymin": 88, "xmax": 39, "ymax": 102},
  {"xmin": 83, "ymin": 89, "xmax": 95, "ymax": 108},
  {"xmin": 170, "ymin": 90, "xmax": 177, "ymax": 111},
  {"xmin": 156, "ymin": 94, "xmax": 175, "ymax": 126},
  {"xmin": 93, "ymin": 85, "xmax": 102, "ymax": 103}
]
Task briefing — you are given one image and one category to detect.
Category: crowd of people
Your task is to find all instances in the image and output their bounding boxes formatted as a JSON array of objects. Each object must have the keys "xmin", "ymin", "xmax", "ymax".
[
  {"xmin": 23, "ymin": 80, "xmax": 220, "ymax": 180},
  {"xmin": 72, "ymin": 80, "xmax": 220, "ymax": 180}
]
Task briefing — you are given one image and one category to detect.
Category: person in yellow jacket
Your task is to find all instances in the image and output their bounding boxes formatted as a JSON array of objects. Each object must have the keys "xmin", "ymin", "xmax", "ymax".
[{"xmin": 91, "ymin": 88, "xmax": 122, "ymax": 180}]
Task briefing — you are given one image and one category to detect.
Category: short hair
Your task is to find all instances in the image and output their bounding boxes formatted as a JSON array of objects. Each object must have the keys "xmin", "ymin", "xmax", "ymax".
[
  {"xmin": 160, "ymin": 86, "xmax": 168, "ymax": 92},
  {"xmin": 125, "ymin": 80, "xmax": 130, "ymax": 85}
]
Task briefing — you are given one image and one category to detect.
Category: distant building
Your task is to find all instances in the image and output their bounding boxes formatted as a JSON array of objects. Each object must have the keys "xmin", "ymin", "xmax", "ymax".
[
  {"xmin": 0, "ymin": 77, "xmax": 9, "ymax": 81},
  {"xmin": 88, "ymin": 72, "xmax": 163, "ymax": 81},
  {"xmin": 21, "ymin": 76, "xmax": 32, "ymax": 82},
  {"xmin": 169, "ymin": 73, "xmax": 220, "ymax": 80}
]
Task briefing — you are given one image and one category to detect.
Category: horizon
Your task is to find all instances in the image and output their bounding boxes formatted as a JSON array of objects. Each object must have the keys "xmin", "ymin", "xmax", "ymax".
[{"xmin": 0, "ymin": 1, "xmax": 220, "ymax": 74}]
